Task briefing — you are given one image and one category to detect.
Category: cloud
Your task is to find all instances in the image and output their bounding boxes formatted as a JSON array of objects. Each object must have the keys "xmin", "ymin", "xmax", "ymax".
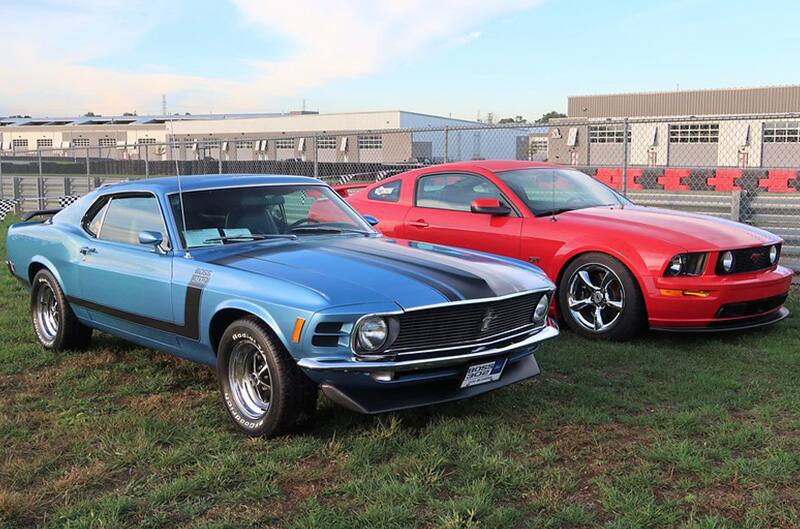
[{"xmin": 0, "ymin": 0, "xmax": 542, "ymax": 115}]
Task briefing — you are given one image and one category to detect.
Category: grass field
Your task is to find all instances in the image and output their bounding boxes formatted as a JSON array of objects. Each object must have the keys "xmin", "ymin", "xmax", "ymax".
[{"xmin": 1, "ymin": 217, "xmax": 799, "ymax": 529}]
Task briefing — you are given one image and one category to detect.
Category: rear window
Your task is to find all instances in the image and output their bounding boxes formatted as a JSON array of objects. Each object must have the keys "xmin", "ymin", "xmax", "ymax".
[{"xmin": 367, "ymin": 180, "xmax": 401, "ymax": 203}]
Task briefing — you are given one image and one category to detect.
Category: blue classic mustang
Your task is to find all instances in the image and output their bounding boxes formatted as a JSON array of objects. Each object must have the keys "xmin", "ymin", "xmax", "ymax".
[{"xmin": 5, "ymin": 174, "xmax": 558, "ymax": 436}]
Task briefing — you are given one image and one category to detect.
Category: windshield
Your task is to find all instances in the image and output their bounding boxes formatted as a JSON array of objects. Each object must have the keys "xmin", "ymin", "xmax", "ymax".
[
  {"xmin": 496, "ymin": 168, "xmax": 630, "ymax": 217},
  {"xmin": 169, "ymin": 184, "xmax": 373, "ymax": 248}
]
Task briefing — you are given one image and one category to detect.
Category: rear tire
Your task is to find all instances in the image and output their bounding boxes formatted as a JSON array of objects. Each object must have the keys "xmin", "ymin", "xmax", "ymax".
[
  {"xmin": 558, "ymin": 253, "xmax": 645, "ymax": 341},
  {"xmin": 30, "ymin": 269, "xmax": 92, "ymax": 351},
  {"xmin": 216, "ymin": 317, "xmax": 318, "ymax": 437}
]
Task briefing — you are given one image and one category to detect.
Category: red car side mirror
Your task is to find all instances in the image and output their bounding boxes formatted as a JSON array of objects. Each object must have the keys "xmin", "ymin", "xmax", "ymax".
[{"xmin": 470, "ymin": 198, "xmax": 511, "ymax": 216}]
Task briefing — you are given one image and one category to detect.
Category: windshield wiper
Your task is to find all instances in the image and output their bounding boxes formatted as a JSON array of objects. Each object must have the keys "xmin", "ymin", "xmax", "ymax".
[
  {"xmin": 536, "ymin": 207, "xmax": 575, "ymax": 217},
  {"xmin": 203, "ymin": 234, "xmax": 297, "ymax": 244},
  {"xmin": 290, "ymin": 226, "xmax": 371, "ymax": 235}
]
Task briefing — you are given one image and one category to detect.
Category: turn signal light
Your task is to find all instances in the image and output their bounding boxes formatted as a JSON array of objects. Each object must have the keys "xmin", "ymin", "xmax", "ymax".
[
  {"xmin": 659, "ymin": 289, "xmax": 711, "ymax": 298},
  {"xmin": 291, "ymin": 318, "xmax": 306, "ymax": 343}
]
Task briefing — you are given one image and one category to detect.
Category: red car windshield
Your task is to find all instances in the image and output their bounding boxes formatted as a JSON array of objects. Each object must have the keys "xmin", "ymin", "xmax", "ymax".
[{"xmin": 496, "ymin": 168, "xmax": 630, "ymax": 217}]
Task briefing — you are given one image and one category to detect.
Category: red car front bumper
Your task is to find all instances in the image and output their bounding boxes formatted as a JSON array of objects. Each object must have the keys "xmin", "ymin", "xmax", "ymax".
[{"xmin": 643, "ymin": 265, "xmax": 793, "ymax": 331}]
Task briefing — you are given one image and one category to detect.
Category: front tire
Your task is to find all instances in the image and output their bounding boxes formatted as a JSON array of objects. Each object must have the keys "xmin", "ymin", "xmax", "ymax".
[
  {"xmin": 30, "ymin": 269, "xmax": 92, "ymax": 351},
  {"xmin": 558, "ymin": 253, "xmax": 645, "ymax": 341},
  {"xmin": 216, "ymin": 317, "xmax": 318, "ymax": 437}
]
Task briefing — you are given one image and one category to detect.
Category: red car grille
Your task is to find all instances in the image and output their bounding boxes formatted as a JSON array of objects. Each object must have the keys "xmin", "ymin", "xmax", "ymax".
[
  {"xmin": 715, "ymin": 294, "xmax": 788, "ymax": 319},
  {"xmin": 387, "ymin": 291, "xmax": 547, "ymax": 355},
  {"xmin": 716, "ymin": 244, "xmax": 780, "ymax": 275}
]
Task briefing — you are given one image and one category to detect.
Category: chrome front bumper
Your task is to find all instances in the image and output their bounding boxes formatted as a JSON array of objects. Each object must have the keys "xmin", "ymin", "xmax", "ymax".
[{"xmin": 297, "ymin": 322, "xmax": 559, "ymax": 373}]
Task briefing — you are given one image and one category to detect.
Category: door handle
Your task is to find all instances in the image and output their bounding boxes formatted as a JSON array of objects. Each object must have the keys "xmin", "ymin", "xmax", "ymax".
[
  {"xmin": 409, "ymin": 219, "xmax": 429, "ymax": 228},
  {"xmin": 79, "ymin": 247, "xmax": 97, "ymax": 255}
]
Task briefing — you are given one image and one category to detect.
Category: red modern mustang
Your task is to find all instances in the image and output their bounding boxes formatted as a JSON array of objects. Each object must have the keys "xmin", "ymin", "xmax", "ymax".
[{"xmin": 340, "ymin": 161, "xmax": 792, "ymax": 340}]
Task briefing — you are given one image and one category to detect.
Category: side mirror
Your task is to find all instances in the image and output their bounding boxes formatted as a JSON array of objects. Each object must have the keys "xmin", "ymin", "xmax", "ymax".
[
  {"xmin": 138, "ymin": 230, "xmax": 164, "ymax": 247},
  {"xmin": 362, "ymin": 214, "xmax": 380, "ymax": 226},
  {"xmin": 470, "ymin": 198, "xmax": 511, "ymax": 216}
]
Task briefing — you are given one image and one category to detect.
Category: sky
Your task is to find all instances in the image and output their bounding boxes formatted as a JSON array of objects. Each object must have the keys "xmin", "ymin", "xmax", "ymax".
[{"xmin": 2, "ymin": 0, "xmax": 799, "ymax": 121}]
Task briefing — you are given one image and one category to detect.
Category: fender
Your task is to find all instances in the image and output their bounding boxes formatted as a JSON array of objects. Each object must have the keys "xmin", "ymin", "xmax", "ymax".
[
  {"xmin": 548, "ymin": 236, "xmax": 657, "ymax": 313},
  {"xmin": 208, "ymin": 299, "xmax": 292, "ymax": 355},
  {"xmin": 28, "ymin": 255, "xmax": 65, "ymax": 289}
]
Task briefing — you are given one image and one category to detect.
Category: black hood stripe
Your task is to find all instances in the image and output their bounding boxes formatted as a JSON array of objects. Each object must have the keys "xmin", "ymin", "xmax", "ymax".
[
  {"xmin": 321, "ymin": 245, "xmax": 500, "ymax": 301},
  {"xmin": 317, "ymin": 246, "xmax": 465, "ymax": 301}
]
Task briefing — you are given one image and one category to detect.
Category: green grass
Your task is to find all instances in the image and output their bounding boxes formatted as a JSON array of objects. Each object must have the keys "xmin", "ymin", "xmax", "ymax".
[{"xmin": 2, "ymin": 215, "xmax": 799, "ymax": 529}]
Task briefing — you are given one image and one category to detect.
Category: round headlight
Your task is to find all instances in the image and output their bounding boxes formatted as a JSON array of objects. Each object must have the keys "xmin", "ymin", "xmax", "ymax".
[
  {"xmin": 533, "ymin": 295, "xmax": 550, "ymax": 324},
  {"xmin": 721, "ymin": 251, "xmax": 734, "ymax": 272},
  {"xmin": 769, "ymin": 245, "xmax": 778, "ymax": 264},
  {"xmin": 667, "ymin": 254, "xmax": 685, "ymax": 276},
  {"xmin": 356, "ymin": 316, "xmax": 388, "ymax": 352}
]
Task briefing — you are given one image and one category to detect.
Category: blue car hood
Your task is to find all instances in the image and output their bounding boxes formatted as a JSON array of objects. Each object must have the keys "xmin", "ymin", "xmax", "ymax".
[{"xmin": 202, "ymin": 236, "xmax": 550, "ymax": 310}]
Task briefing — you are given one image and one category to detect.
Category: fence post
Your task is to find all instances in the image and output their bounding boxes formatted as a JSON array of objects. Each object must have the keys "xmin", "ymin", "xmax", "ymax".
[
  {"xmin": 313, "ymin": 136, "xmax": 319, "ymax": 180},
  {"xmin": 145, "ymin": 145, "xmax": 150, "ymax": 179},
  {"xmin": 13, "ymin": 177, "xmax": 21, "ymax": 215},
  {"xmin": 731, "ymin": 189, "xmax": 742, "ymax": 222},
  {"xmin": 444, "ymin": 127, "xmax": 449, "ymax": 163},
  {"xmin": 0, "ymin": 146, "xmax": 4, "ymax": 199},
  {"xmin": 86, "ymin": 148, "xmax": 92, "ymax": 190},
  {"xmin": 38, "ymin": 149, "xmax": 45, "ymax": 210},
  {"xmin": 218, "ymin": 148, "xmax": 223, "ymax": 174},
  {"xmin": 622, "ymin": 118, "xmax": 629, "ymax": 196}
]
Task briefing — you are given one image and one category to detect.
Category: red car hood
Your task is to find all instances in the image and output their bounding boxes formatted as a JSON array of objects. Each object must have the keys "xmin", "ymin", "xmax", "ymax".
[{"xmin": 561, "ymin": 206, "xmax": 781, "ymax": 251}]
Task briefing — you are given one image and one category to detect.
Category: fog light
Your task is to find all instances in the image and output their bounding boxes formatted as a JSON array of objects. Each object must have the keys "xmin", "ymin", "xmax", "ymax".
[
  {"xmin": 720, "ymin": 251, "xmax": 734, "ymax": 273},
  {"xmin": 769, "ymin": 245, "xmax": 778, "ymax": 264}
]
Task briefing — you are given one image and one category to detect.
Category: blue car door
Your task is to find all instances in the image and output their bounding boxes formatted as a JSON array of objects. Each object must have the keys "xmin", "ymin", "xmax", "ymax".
[{"xmin": 77, "ymin": 193, "xmax": 176, "ymax": 343}]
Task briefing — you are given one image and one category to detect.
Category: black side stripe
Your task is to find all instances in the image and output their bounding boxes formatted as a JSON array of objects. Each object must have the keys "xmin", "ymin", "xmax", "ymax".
[{"xmin": 67, "ymin": 268, "xmax": 211, "ymax": 341}]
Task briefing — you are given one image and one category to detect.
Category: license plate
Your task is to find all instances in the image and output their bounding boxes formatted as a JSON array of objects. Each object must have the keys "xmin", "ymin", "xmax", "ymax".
[{"xmin": 460, "ymin": 358, "xmax": 507, "ymax": 388}]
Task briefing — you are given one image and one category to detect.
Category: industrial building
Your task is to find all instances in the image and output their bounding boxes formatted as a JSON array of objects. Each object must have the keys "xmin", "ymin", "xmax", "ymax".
[
  {"xmin": 0, "ymin": 110, "xmax": 532, "ymax": 164},
  {"xmin": 546, "ymin": 84, "xmax": 800, "ymax": 168}
]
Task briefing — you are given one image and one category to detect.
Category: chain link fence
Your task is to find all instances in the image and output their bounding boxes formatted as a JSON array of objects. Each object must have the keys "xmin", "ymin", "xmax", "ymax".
[{"xmin": 1, "ymin": 113, "xmax": 798, "ymax": 267}]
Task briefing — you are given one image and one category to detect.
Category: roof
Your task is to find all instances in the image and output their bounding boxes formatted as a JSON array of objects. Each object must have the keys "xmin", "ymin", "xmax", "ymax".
[
  {"xmin": 98, "ymin": 174, "xmax": 323, "ymax": 194},
  {"xmin": 413, "ymin": 160, "xmax": 562, "ymax": 173}
]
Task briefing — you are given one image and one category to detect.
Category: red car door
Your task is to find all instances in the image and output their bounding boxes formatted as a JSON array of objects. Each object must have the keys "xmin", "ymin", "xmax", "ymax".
[{"xmin": 403, "ymin": 172, "xmax": 523, "ymax": 258}]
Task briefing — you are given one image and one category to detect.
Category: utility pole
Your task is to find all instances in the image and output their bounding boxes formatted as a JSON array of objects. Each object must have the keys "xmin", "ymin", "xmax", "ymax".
[{"xmin": 162, "ymin": 94, "xmax": 167, "ymax": 116}]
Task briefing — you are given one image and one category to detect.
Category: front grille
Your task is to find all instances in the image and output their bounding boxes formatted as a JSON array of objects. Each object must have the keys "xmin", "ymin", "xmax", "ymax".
[
  {"xmin": 387, "ymin": 291, "xmax": 547, "ymax": 355},
  {"xmin": 716, "ymin": 244, "xmax": 779, "ymax": 275},
  {"xmin": 715, "ymin": 294, "xmax": 787, "ymax": 319}
]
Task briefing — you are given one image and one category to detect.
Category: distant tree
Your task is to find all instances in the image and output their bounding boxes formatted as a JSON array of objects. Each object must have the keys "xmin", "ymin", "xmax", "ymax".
[
  {"xmin": 84, "ymin": 111, "xmax": 99, "ymax": 117},
  {"xmin": 122, "ymin": 111, "xmax": 138, "ymax": 116},
  {"xmin": 535, "ymin": 111, "xmax": 566, "ymax": 124},
  {"xmin": 498, "ymin": 115, "xmax": 527, "ymax": 124}
]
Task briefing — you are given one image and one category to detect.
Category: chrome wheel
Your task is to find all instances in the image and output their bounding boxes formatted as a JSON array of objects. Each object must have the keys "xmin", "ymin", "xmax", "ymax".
[
  {"xmin": 227, "ymin": 341, "xmax": 272, "ymax": 421},
  {"xmin": 35, "ymin": 282, "xmax": 60, "ymax": 344},
  {"xmin": 567, "ymin": 263, "xmax": 625, "ymax": 333}
]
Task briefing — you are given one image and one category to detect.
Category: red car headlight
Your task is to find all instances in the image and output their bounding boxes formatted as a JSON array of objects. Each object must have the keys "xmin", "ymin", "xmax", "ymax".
[{"xmin": 664, "ymin": 253, "xmax": 708, "ymax": 277}]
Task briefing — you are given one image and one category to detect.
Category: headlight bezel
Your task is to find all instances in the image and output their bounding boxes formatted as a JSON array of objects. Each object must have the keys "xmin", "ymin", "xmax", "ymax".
[{"xmin": 663, "ymin": 252, "xmax": 708, "ymax": 277}]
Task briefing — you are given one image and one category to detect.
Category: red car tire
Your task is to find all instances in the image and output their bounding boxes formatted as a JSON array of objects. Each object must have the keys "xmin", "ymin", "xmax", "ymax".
[{"xmin": 558, "ymin": 253, "xmax": 645, "ymax": 341}]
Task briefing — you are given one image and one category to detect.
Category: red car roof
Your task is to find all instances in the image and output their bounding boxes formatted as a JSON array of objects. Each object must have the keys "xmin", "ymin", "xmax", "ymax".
[{"xmin": 415, "ymin": 160, "xmax": 563, "ymax": 173}]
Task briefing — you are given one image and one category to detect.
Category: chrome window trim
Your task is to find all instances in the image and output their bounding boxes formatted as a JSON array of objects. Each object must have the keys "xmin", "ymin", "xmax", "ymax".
[{"xmin": 350, "ymin": 288, "xmax": 552, "ymax": 357}]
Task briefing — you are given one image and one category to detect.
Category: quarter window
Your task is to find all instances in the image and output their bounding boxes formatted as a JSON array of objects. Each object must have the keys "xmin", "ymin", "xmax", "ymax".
[
  {"xmin": 368, "ymin": 180, "xmax": 402, "ymax": 202},
  {"xmin": 99, "ymin": 195, "xmax": 166, "ymax": 246},
  {"xmin": 416, "ymin": 173, "xmax": 505, "ymax": 212}
]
